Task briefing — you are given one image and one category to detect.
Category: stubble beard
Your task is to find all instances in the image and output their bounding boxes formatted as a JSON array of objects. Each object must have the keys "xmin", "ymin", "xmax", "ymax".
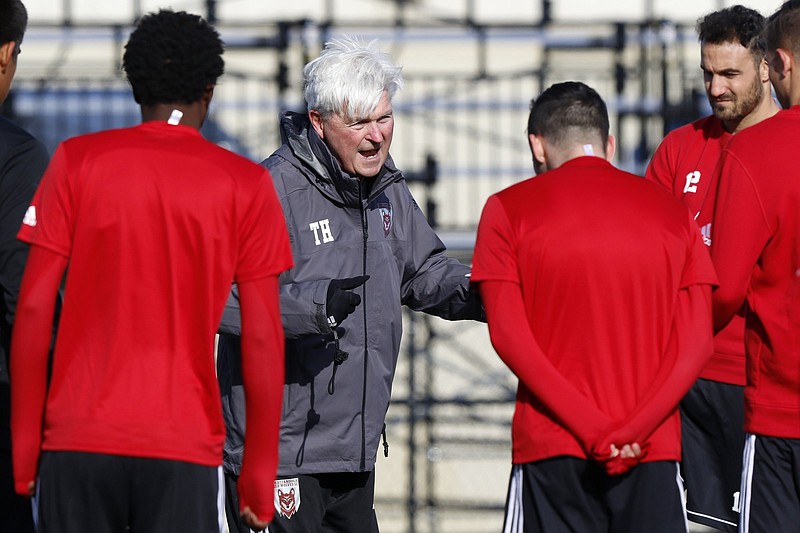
[{"xmin": 711, "ymin": 76, "xmax": 763, "ymax": 123}]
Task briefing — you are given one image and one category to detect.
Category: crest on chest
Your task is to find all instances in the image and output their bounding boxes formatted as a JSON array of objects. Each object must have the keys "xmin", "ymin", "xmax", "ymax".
[{"xmin": 377, "ymin": 202, "xmax": 393, "ymax": 236}]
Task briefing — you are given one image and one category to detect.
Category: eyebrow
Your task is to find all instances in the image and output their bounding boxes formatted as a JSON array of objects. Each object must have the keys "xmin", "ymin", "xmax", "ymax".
[
  {"xmin": 700, "ymin": 65, "xmax": 742, "ymax": 75},
  {"xmin": 348, "ymin": 109, "xmax": 393, "ymax": 125}
]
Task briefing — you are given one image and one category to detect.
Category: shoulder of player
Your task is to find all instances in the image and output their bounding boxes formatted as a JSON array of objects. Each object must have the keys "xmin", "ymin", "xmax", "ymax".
[
  {"xmin": 0, "ymin": 115, "xmax": 45, "ymax": 156},
  {"xmin": 726, "ymin": 109, "xmax": 789, "ymax": 152},
  {"xmin": 660, "ymin": 115, "xmax": 719, "ymax": 145}
]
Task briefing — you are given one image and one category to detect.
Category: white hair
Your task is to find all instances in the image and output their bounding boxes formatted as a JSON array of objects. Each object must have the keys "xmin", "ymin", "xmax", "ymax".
[{"xmin": 303, "ymin": 35, "xmax": 404, "ymax": 120}]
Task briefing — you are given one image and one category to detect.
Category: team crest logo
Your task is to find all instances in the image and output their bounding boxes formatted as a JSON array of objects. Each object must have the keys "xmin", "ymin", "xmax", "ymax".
[
  {"xmin": 378, "ymin": 203, "xmax": 393, "ymax": 236},
  {"xmin": 274, "ymin": 478, "xmax": 301, "ymax": 519}
]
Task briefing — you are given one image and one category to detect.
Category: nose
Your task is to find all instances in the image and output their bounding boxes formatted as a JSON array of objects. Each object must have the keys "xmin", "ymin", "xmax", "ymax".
[
  {"xmin": 707, "ymin": 75, "xmax": 727, "ymax": 98},
  {"xmin": 365, "ymin": 121, "xmax": 384, "ymax": 142}
]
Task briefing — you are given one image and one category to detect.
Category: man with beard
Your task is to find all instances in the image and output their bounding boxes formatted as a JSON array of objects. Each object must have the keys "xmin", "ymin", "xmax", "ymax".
[{"xmin": 644, "ymin": 6, "xmax": 779, "ymax": 532}]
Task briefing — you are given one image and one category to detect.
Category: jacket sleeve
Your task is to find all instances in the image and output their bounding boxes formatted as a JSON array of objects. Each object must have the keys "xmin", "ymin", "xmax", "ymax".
[
  {"xmin": 400, "ymin": 202, "xmax": 483, "ymax": 321},
  {"xmin": 218, "ymin": 285, "xmax": 243, "ymax": 336},
  {"xmin": 0, "ymin": 138, "xmax": 49, "ymax": 329},
  {"xmin": 218, "ymin": 280, "xmax": 333, "ymax": 339}
]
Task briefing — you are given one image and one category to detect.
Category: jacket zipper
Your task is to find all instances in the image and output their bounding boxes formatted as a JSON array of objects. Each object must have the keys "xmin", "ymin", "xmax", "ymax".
[{"xmin": 359, "ymin": 180, "xmax": 369, "ymax": 471}]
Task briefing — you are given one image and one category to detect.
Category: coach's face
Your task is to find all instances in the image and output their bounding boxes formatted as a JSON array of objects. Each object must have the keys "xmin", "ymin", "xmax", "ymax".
[
  {"xmin": 309, "ymin": 91, "xmax": 394, "ymax": 179},
  {"xmin": 701, "ymin": 41, "xmax": 763, "ymax": 122}
]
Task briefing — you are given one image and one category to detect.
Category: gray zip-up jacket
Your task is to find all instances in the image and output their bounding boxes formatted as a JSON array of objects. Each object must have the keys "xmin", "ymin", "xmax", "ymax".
[{"xmin": 217, "ymin": 111, "xmax": 483, "ymax": 476}]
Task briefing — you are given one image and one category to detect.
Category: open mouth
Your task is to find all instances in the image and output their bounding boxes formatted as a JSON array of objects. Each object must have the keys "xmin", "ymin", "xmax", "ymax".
[{"xmin": 360, "ymin": 148, "xmax": 380, "ymax": 158}]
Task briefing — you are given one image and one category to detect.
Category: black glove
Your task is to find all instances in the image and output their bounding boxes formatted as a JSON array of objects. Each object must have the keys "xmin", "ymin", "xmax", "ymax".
[{"xmin": 326, "ymin": 275, "xmax": 369, "ymax": 328}]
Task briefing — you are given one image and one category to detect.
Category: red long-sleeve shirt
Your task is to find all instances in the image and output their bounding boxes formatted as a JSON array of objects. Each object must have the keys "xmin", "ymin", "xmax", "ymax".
[
  {"xmin": 472, "ymin": 157, "xmax": 717, "ymax": 465},
  {"xmin": 11, "ymin": 122, "xmax": 292, "ymax": 523},
  {"xmin": 711, "ymin": 106, "xmax": 800, "ymax": 439},
  {"xmin": 645, "ymin": 116, "xmax": 745, "ymax": 385}
]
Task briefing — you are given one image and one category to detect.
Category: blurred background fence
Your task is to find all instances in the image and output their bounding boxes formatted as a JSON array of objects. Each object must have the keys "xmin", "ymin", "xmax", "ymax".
[{"xmin": 1, "ymin": 1, "xmax": 780, "ymax": 531}]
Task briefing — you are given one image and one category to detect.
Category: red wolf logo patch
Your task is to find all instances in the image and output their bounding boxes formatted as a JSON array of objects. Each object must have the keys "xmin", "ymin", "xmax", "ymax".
[{"xmin": 274, "ymin": 478, "xmax": 301, "ymax": 519}]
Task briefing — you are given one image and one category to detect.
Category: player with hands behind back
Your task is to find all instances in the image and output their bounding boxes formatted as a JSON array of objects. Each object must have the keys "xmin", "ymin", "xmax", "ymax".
[{"xmin": 471, "ymin": 81, "xmax": 716, "ymax": 533}]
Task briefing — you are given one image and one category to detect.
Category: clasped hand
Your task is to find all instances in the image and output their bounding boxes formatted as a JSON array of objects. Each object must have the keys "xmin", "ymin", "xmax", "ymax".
[{"xmin": 591, "ymin": 435, "xmax": 647, "ymax": 475}]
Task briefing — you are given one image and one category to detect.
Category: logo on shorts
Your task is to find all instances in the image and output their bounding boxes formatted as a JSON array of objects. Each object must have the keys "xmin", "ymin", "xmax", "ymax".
[{"xmin": 274, "ymin": 478, "xmax": 301, "ymax": 519}]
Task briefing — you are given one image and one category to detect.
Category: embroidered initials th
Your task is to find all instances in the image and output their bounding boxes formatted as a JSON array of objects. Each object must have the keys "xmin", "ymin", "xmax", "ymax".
[{"xmin": 309, "ymin": 219, "xmax": 334, "ymax": 245}]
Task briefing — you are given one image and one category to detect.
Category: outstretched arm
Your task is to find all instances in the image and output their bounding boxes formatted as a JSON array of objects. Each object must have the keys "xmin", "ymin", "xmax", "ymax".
[
  {"xmin": 401, "ymin": 197, "xmax": 484, "ymax": 322},
  {"xmin": 11, "ymin": 245, "xmax": 66, "ymax": 496},
  {"xmin": 480, "ymin": 279, "xmax": 612, "ymax": 453},
  {"xmin": 235, "ymin": 275, "xmax": 285, "ymax": 529}
]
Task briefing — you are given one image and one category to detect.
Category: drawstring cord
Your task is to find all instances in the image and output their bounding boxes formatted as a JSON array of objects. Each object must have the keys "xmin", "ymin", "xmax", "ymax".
[
  {"xmin": 327, "ymin": 327, "xmax": 349, "ymax": 395},
  {"xmin": 325, "ymin": 326, "xmax": 389, "ymax": 458}
]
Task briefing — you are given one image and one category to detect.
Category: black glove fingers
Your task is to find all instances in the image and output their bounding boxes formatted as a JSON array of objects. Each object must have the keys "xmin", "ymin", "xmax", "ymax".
[
  {"xmin": 326, "ymin": 275, "xmax": 369, "ymax": 327},
  {"xmin": 337, "ymin": 275, "xmax": 370, "ymax": 291}
]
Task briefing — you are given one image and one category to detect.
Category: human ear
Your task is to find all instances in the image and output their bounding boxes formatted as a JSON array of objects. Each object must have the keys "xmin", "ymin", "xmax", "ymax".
[
  {"xmin": 775, "ymin": 48, "xmax": 793, "ymax": 78},
  {"xmin": 759, "ymin": 57, "xmax": 771, "ymax": 83},
  {"xmin": 529, "ymin": 134, "xmax": 545, "ymax": 164},
  {"xmin": 605, "ymin": 135, "xmax": 616, "ymax": 162},
  {"xmin": 0, "ymin": 41, "xmax": 16, "ymax": 72},
  {"xmin": 309, "ymin": 110, "xmax": 325, "ymax": 139}
]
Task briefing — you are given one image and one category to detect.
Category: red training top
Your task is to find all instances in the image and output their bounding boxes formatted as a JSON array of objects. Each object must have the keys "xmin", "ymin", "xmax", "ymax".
[
  {"xmin": 472, "ymin": 157, "xmax": 717, "ymax": 465},
  {"xmin": 645, "ymin": 116, "xmax": 744, "ymax": 385},
  {"xmin": 711, "ymin": 106, "xmax": 800, "ymax": 439},
  {"xmin": 13, "ymin": 122, "xmax": 292, "ymax": 476}
]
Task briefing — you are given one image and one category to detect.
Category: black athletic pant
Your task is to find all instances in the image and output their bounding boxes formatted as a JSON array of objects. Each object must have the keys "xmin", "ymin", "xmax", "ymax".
[
  {"xmin": 225, "ymin": 471, "xmax": 380, "ymax": 533},
  {"xmin": 739, "ymin": 434, "xmax": 800, "ymax": 533},
  {"xmin": 0, "ymin": 449, "xmax": 35, "ymax": 533},
  {"xmin": 224, "ymin": 472, "xmax": 263, "ymax": 533},
  {"xmin": 680, "ymin": 378, "xmax": 745, "ymax": 533},
  {"xmin": 36, "ymin": 451, "xmax": 223, "ymax": 533},
  {"xmin": 503, "ymin": 458, "xmax": 687, "ymax": 533}
]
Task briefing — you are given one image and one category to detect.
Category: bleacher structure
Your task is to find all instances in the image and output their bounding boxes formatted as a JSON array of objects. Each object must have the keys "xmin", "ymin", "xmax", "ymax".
[{"xmin": 2, "ymin": 1, "xmax": 736, "ymax": 531}]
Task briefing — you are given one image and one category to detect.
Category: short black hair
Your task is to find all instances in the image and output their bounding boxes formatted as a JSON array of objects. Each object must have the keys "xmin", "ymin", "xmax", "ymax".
[
  {"xmin": 122, "ymin": 9, "xmax": 224, "ymax": 106},
  {"xmin": 527, "ymin": 81, "xmax": 609, "ymax": 148},
  {"xmin": 766, "ymin": 0, "xmax": 800, "ymax": 57},
  {"xmin": 0, "ymin": 0, "xmax": 28, "ymax": 54},
  {"xmin": 696, "ymin": 5, "xmax": 767, "ymax": 62}
]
